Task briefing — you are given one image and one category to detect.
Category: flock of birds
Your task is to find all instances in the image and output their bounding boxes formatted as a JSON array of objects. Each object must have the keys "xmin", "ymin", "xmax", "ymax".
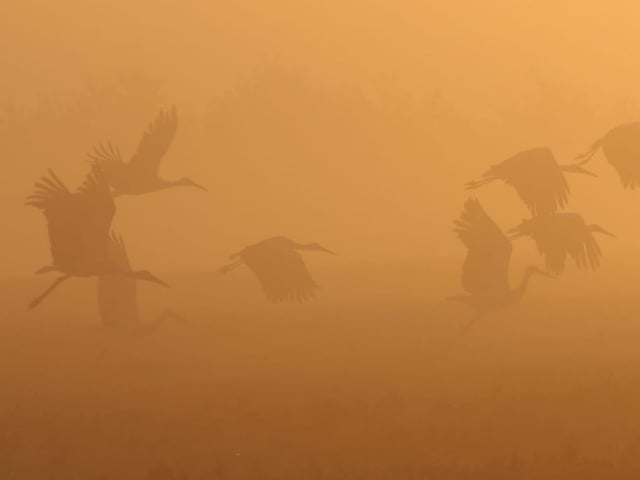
[
  {"xmin": 26, "ymin": 106, "xmax": 336, "ymax": 332},
  {"xmin": 25, "ymin": 107, "xmax": 640, "ymax": 330},
  {"xmin": 448, "ymin": 124, "xmax": 640, "ymax": 324}
]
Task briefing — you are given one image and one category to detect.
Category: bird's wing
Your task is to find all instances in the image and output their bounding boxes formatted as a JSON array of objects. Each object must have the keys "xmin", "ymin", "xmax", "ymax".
[
  {"xmin": 98, "ymin": 232, "xmax": 139, "ymax": 328},
  {"xmin": 25, "ymin": 169, "xmax": 70, "ymax": 210},
  {"xmin": 486, "ymin": 148, "xmax": 570, "ymax": 215},
  {"xmin": 242, "ymin": 245, "xmax": 318, "ymax": 302},
  {"xmin": 602, "ymin": 123, "xmax": 640, "ymax": 189},
  {"xmin": 77, "ymin": 163, "xmax": 116, "ymax": 236},
  {"xmin": 106, "ymin": 232, "xmax": 132, "ymax": 271},
  {"xmin": 128, "ymin": 106, "xmax": 178, "ymax": 175},
  {"xmin": 27, "ymin": 166, "xmax": 114, "ymax": 271},
  {"xmin": 26, "ymin": 170, "xmax": 80, "ymax": 268},
  {"xmin": 454, "ymin": 198, "xmax": 512, "ymax": 295},
  {"xmin": 86, "ymin": 142, "xmax": 128, "ymax": 188},
  {"xmin": 513, "ymin": 214, "xmax": 601, "ymax": 273}
]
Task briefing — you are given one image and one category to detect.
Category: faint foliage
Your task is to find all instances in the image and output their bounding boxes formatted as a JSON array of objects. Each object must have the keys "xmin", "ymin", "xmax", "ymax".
[
  {"xmin": 0, "ymin": 71, "xmax": 166, "ymax": 176},
  {"xmin": 493, "ymin": 78, "xmax": 598, "ymax": 150}
]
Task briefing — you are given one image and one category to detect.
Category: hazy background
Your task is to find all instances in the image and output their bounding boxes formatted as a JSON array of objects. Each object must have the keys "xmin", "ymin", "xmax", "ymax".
[
  {"xmin": 4, "ymin": 1, "xmax": 640, "ymax": 478},
  {"xmin": 3, "ymin": 0, "xmax": 640, "ymax": 276}
]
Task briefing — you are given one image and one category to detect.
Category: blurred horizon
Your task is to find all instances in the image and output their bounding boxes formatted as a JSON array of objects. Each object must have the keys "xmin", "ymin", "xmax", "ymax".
[
  {"xmin": 6, "ymin": 2, "xmax": 640, "ymax": 478},
  {"xmin": 4, "ymin": 2, "xmax": 640, "ymax": 281}
]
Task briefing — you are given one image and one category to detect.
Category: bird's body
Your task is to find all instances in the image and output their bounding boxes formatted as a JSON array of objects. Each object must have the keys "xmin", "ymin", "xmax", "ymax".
[
  {"xmin": 26, "ymin": 166, "xmax": 169, "ymax": 309},
  {"xmin": 576, "ymin": 122, "xmax": 640, "ymax": 189},
  {"xmin": 88, "ymin": 106, "xmax": 206, "ymax": 196},
  {"xmin": 466, "ymin": 147, "xmax": 595, "ymax": 216},
  {"xmin": 509, "ymin": 213, "xmax": 615, "ymax": 275},
  {"xmin": 219, "ymin": 236, "xmax": 335, "ymax": 302},
  {"xmin": 450, "ymin": 198, "xmax": 552, "ymax": 315}
]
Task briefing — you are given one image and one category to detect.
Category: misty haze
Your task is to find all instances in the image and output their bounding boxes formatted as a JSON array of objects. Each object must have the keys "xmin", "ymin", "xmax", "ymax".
[{"xmin": 3, "ymin": 1, "xmax": 640, "ymax": 479}]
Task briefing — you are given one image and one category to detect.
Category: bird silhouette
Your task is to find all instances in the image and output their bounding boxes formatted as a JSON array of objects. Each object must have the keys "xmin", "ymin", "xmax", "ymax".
[
  {"xmin": 98, "ymin": 232, "xmax": 183, "ymax": 336},
  {"xmin": 466, "ymin": 147, "xmax": 595, "ymax": 216},
  {"xmin": 576, "ymin": 122, "xmax": 640, "ymax": 189},
  {"xmin": 508, "ymin": 213, "xmax": 615, "ymax": 275},
  {"xmin": 26, "ymin": 165, "xmax": 169, "ymax": 309},
  {"xmin": 218, "ymin": 236, "xmax": 335, "ymax": 302},
  {"xmin": 87, "ymin": 106, "xmax": 206, "ymax": 195},
  {"xmin": 449, "ymin": 198, "xmax": 553, "ymax": 318}
]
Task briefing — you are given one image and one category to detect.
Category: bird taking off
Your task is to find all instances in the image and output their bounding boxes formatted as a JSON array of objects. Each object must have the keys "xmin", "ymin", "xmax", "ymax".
[
  {"xmin": 466, "ymin": 147, "xmax": 595, "ymax": 216},
  {"xmin": 26, "ymin": 165, "xmax": 169, "ymax": 309},
  {"xmin": 508, "ymin": 213, "xmax": 615, "ymax": 276},
  {"xmin": 449, "ymin": 198, "xmax": 553, "ymax": 317},
  {"xmin": 219, "ymin": 236, "xmax": 335, "ymax": 303},
  {"xmin": 575, "ymin": 122, "xmax": 640, "ymax": 189},
  {"xmin": 98, "ymin": 232, "xmax": 183, "ymax": 335},
  {"xmin": 87, "ymin": 106, "xmax": 206, "ymax": 196}
]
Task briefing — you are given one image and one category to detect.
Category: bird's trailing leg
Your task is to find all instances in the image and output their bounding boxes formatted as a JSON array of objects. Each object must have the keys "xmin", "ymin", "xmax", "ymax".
[
  {"xmin": 138, "ymin": 309, "xmax": 186, "ymax": 338},
  {"xmin": 462, "ymin": 317, "xmax": 476, "ymax": 335},
  {"xmin": 465, "ymin": 177, "xmax": 496, "ymax": 190},
  {"xmin": 573, "ymin": 138, "xmax": 603, "ymax": 164},
  {"xmin": 461, "ymin": 310, "xmax": 484, "ymax": 337},
  {"xmin": 28, "ymin": 275, "xmax": 72, "ymax": 309},
  {"xmin": 34, "ymin": 265, "xmax": 60, "ymax": 275},
  {"xmin": 218, "ymin": 260, "xmax": 243, "ymax": 274}
]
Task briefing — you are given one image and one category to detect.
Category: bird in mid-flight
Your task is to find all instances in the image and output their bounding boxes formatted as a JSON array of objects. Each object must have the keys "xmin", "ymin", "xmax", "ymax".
[
  {"xmin": 449, "ymin": 198, "xmax": 553, "ymax": 321},
  {"xmin": 466, "ymin": 147, "xmax": 595, "ymax": 216},
  {"xmin": 26, "ymin": 165, "xmax": 169, "ymax": 309},
  {"xmin": 508, "ymin": 213, "xmax": 615, "ymax": 275},
  {"xmin": 98, "ymin": 232, "xmax": 183, "ymax": 336},
  {"xmin": 88, "ymin": 106, "xmax": 206, "ymax": 196},
  {"xmin": 219, "ymin": 236, "xmax": 335, "ymax": 302},
  {"xmin": 576, "ymin": 122, "xmax": 640, "ymax": 189}
]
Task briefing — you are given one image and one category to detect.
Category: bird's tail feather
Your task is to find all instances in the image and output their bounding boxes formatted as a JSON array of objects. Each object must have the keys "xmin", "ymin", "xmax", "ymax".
[
  {"xmin": 218, "ymin": 260, "xmax": 242, "ymax": 274},
  {"xmin": 465, "ymin": 176, "xmax": 495, "ymax": 190}
]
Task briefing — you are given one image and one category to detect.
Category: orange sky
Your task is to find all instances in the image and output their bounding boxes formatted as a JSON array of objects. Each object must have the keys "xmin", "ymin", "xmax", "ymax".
[
  {"xmin": 4, "ymin": 0, "xmax": 640, "ymax": 106},
  {"xmin": 3, "ymin": 0, "xmax": 640, "ymax": 277}
]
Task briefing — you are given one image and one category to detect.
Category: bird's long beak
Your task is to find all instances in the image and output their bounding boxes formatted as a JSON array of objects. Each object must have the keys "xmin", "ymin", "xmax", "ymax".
[
  {"xmin": 573, "ymin": 165, "xmax": 598, "ymax": 177},
  {"xmin": 193, "ymin": 183, "xmax": 207, "ymax": 191},
  {"xmin": 319, "ymin": 247, "xmax": 336, "ymax": 255},
  {"xmin": 150, "ymin": 276, "xmax": 171, "ymax": 288},
  {"xmin": 594, "ymin": 227, "xmax": 616, "ymax": 238}
]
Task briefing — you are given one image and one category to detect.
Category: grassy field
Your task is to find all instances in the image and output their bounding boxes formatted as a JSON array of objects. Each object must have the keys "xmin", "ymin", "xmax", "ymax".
[{"xmin": 2, "ymin": 259, "xmax": 640, "ymax": 479}]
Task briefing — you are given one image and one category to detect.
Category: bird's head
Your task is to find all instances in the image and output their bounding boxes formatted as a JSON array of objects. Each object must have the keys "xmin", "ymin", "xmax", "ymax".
[
  {"xmin": 561, "ymin": 163, "xmax": 598, "ymax": 177},
  {"xmin": 174, "ymin": 177, "xmax": 207, "ymax": 191},
  {"xmin": 526, "ymin": 266, "xmax": 556, "ymax": 279},
  {"xmin": 129, "ymin": 270, "xmax": 171, "ymax": 287},
  {"xmin": 306, "ymin": 242, "xmax": 336, "ymax": 255},
  {"xmin": 589, "ymin": 225, "xmax": 616, "ymax": 237}
]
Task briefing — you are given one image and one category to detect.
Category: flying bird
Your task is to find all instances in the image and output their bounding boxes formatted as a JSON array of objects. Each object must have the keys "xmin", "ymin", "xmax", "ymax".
[
  {"xmin": 449, "ymin": 198, "xmax": 553, "ymax": 318},
  {"xmin": 98, "ymin": 232, "xmax": 183, "ymax": 335},
  {"xmin": 88, "ymin": 106, "xmax": 206, "ymax": 195},
  {"xmin": 508, "ymin": 213, "xmax": 615, "ymax": 275},
  {"xmin": 26, "ymin": 165, "xmax": 169, "ymax": 309},
  {"xmin": 576, "ymin": 122, "xmax": 640, "ymax": 189},
  {"xmin": 218, "ymin": 236, "xmax": 335, "ymax": 302},
  {"xmin": 466, "ymin": 147, "xmax": 595, "ymax": 216}
]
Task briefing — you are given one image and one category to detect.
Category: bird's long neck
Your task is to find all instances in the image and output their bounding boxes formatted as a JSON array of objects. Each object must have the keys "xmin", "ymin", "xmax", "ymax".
[
  {"xmin": 162, "ymin": 178, "xmax": 204, "ymax": 190},
  {"xmin": 155, "ymin": 178, "xmax": 178, "ymax": 190},
  {"xmin": 515, "ymin": 268, "xmax": 535, "ymax": 301},
  {"xmin": 293, "ymin": 242, "xmax": 316, "ymax": 251}
]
